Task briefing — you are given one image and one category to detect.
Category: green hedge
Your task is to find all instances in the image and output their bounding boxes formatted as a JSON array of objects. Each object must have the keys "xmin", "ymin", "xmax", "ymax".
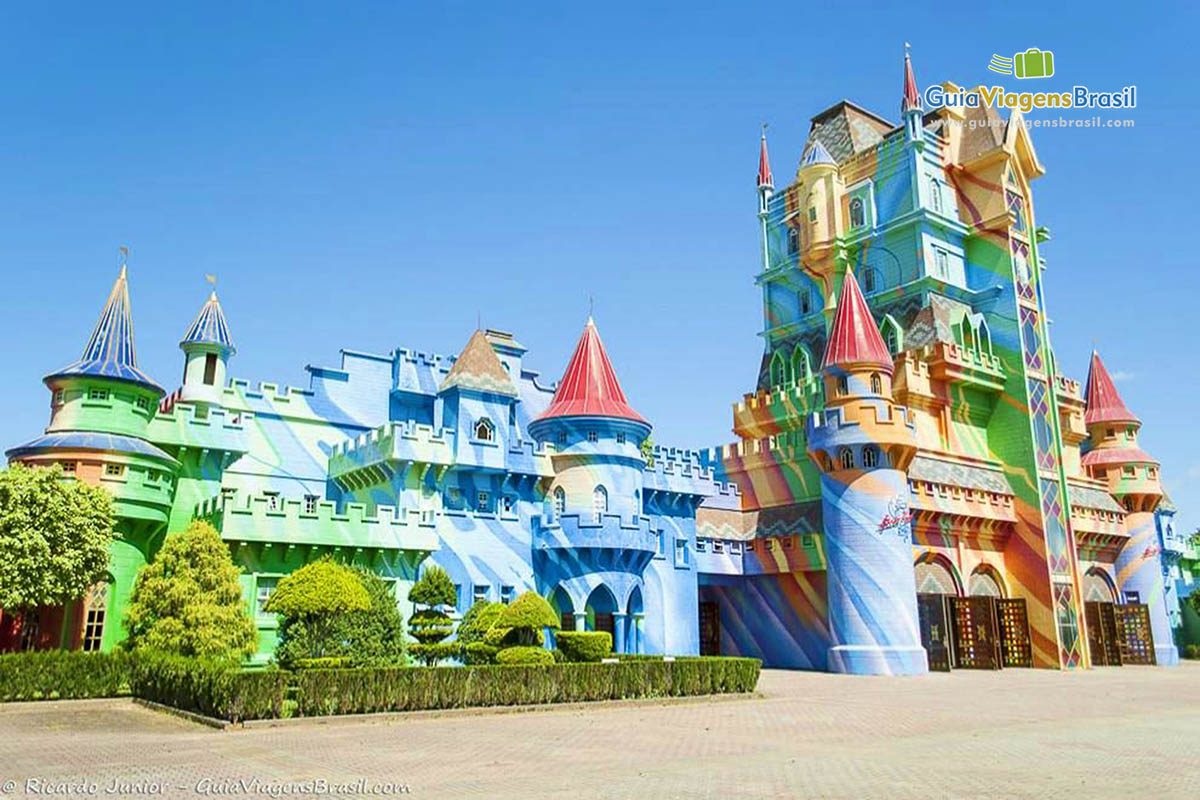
[
  {"xmin": 0, "ymin": 651, "xmax": 129, "ymax": 701},
  {"xmin": 496, "ymin": 646, "xmax": 554, "ymax": 665},
  {"xmin": 556, "ymin": 631, "xmax": 612, "ymax": 663},
  {"xmin": 293, "ymin": 657, "xmax": 761, "ymax": 716},
  {"xmin": 128, "ymin": 650, "xmax": 288, "ymax": 722}
]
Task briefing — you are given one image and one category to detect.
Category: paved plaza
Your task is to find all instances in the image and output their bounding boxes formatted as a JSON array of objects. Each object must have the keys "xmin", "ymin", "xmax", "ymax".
[{"xmin": 2, "ymin": 664, "xmax": 1198, "ymax": 799}]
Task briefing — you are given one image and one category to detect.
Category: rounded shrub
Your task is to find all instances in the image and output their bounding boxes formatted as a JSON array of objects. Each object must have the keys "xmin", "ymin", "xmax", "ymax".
[
  {"xmin": 265, "ymin": 560, "xmax": 370, "ymax": 617},
  {"xmin": 556, "ymin": 631, "xmax": 612, "ymax": 663},
  {"xmin": 496, "ymin": 646, "xmax": 555, "ymax": 665}
]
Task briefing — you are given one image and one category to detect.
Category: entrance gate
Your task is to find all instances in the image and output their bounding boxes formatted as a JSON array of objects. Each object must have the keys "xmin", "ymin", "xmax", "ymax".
[
  {"xmin": 950, "ymin": 596, "xmax": 1001, "ymax": 670},
  {"xmin": 698, "ymin": 601, "xmax": 720, "ymax": 656},
  {"xmin": 1084, "ymin": 602, "xmax": 1156, "ymax": 666},
  {"xmin": 995, "ymin": 598, "xmax": 1034, "ymax": 668},
  {"xmin": 916, "ymin": 594, "xmax": 953, "ymax": 672}
]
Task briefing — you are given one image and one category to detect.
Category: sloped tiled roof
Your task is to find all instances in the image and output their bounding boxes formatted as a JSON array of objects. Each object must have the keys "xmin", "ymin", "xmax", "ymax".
[
  {"xmin": 533, "ymin": 318, "xmax": 648, "ymax": 426},
  {"xmin": 6, "ymin": 431, "xmax": 178, "ymax": 465},
  {"xmin": 799, "ymin": 140, "xmax": 836, "ymax": 168},
  {"xmin": 821, "ymin": 270, "xmax": 893, "ymax": 372},
  {"xmin": 45, "ymin": 266, "xmax": 162, "ymax": 392},
  {"xmin": 908, "ymin": 456, "xmax": 1011, "ymax": 494},
  {"xmin": 1084, "ymin": 350, "xmax": 1138, "ymax": 426},
  {"xmin": 1067, "ymin": 483, "xmax": 1125, "ymax": 515},
  {"xmin": 181, "ymin": 291, "xmax": 235, "ymax": 352},
  {"xmin": 440, "ymin": 329, "xmax": 519, "ymax": 397},
  {"xmin": 805, "ymin": 100, "xmax": 893, "ymax": 163}
]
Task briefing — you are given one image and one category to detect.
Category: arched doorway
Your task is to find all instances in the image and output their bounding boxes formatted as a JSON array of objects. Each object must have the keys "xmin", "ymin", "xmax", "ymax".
[
  {"xmin": 968, "ymin": 567, "xmax": 1004, "ymax": 598},
  {"xmin": 625, "ymin": 587, "xmax": 644, "ymax": 655},
  {"xmin": 914, "ymin": 555, "xmax": 960, "ymax": 671},
  {"xmin": 549, "ymin": 586, "xmax": 575, "ymax": 633},
  {"xmin": 1083, "ymin": 568, "xmax": 1123, "ymax": 666},
  {"xmin": 1083, "ymin": 568, "xmax": 1118, "ymax": 603},
  {"xmin": 585, "ymin": 585, "xmax": 617, "ymax": 643}
]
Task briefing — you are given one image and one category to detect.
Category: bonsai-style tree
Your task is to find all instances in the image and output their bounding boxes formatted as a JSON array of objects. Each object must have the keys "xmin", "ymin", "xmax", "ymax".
[
  {"xmin": 408, "ymin": 565, "xmax": 457, "ymax": 666},
  {"xmin": 457, "ymin": 600, "xmax": 505, "ymax": 664},
  {"xmin": 493, "ymin": 591, "xmax": 559, "ymax": 665},
  {"xmin": 640, "ymin": 435, "xmax": 656, "ymax": 467},
  {"xmin": 341, "ymin": 567, "xmax": 407, "ymax": 667},
  {"xmin": 266, "ymin": 559, "xmax": 370, "ymax": 663},
  {"xmin": 123, "ymin": 520, "xmax": 257, "ymax": 659},
  {"xmin": 0, "ymin": 464, "xmax": 114, "ymax": 621}
]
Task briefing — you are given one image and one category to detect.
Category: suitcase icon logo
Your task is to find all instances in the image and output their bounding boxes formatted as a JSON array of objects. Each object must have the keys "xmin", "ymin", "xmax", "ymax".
[{"xmin": 988, "ymin": 48, "xmax": 1055, "ymax": 79}]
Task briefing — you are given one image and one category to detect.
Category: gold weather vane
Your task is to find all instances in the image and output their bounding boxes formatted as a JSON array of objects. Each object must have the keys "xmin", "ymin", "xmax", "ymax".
[{"xmin": 206, "ymin": 274, "xmax": 217, "ymax": 288}]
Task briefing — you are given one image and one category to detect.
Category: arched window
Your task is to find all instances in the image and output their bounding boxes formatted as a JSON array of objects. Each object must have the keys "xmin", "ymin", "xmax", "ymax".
[
  {"xmin": 839, "ymin": 448, "xmax": 854, "ymax": 470},
  {"xmin": 787, "ymin": 227, "xmax": 799, "ymax": 255},
  {"xmin": 879, "ymin": 315, "xmax": 903, "ymax": 356},
  {"xmin": 790, "ymin": 346, "xmax": 811, "ymax": 386},
  {"xmin": 474, "ymin": 418, "xmax": 494, "ymax": 442},
  {"xmin": 553, "ymin": 487, "xmax": 565, "ymax": 518},
  {"xmin": 849, "ymin": 197, "xmax": 865, "ymax": 228},
  {"xmin": 870, "ymin": 373, "xmax": 882, "ymax": 395},
  {"xmin": 929, "ymin": 177, "xmax": 943, "ymax": 214},
  {"xmin": 769, "ymin": 351, "xmax": 788, "ymax": 388},
  {"xmin": 863, "ymin": 268, "xmax": 877, "ymax": 294},
  {"xmin": 836, "ymin": 375, "xmax": 848, "ymax": 396},
  {"xmin": 862, "ymin": 447, "xmax": 878, "ymax": 469},
  {"xmin": 592, "ymin": 485, "xmax": 608, "ymax": 523}
]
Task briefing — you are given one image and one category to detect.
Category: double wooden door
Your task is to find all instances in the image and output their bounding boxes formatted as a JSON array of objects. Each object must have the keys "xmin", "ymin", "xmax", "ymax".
[
  {"xmin": 1085, "ymin": 601, "xmax": 1156, "ymax": 666},
  {"xmin": 917, "ymin": 595, "xmax": 1033, "ymax": 671}
]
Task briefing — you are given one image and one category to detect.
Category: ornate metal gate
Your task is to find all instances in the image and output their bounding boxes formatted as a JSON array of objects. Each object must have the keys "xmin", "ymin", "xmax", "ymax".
[
  {"xmin": 917, "ymin": 594, "xmax": 953, "ymax": 672},
  {"xmin": 995, "ymin": 598, "xmax": 1033, "ymax": 668},
  {"xmin": 1115, "ymin": 603, "xmax": 1156, "ymax": 665},
  {"xmin": 1084, "ymin": 601, "xmax": 1122, "ymax": 666},
  {"xmin": 698, "ymin": 601, "xmax": 720, "ymax": 656},
  {"xmin": 950, "ymin": 596, "xmax": 1001, "ymax": 670}
]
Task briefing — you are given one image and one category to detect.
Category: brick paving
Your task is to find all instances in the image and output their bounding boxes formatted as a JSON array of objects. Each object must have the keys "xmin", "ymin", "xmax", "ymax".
[{"xmin": 1, "ymin": 663, "xmax": 1198, "ymax": 799}]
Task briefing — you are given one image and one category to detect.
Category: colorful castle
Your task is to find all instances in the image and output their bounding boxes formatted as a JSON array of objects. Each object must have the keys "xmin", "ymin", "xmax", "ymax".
[{"xmin": 1, "ymin": 52, "xmax": 1186, "ymax": 673}]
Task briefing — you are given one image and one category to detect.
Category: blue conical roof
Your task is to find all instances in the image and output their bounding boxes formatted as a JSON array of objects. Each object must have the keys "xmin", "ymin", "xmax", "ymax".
[
  {"xmin": 800, "ymin": 140, "xmax": 836, "ymax": 168},
  {"xmin": 45, "ymin": 266, "xmax": 163, "ymax": 393},
  {"xmin": 181, "ymin": 291, "xmax": 235, "ymax": 353}
]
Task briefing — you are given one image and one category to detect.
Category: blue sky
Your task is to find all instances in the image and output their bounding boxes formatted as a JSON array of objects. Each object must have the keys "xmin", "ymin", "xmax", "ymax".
[{"xmin": 1, "ymin": 2, "xmax": 1195, "ymax": 532}]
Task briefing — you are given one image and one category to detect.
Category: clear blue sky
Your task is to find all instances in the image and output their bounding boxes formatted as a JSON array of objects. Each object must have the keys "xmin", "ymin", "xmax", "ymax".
[{"xmin": 1, "ymin": 2, "xmax": 1195, "ymax": 532}]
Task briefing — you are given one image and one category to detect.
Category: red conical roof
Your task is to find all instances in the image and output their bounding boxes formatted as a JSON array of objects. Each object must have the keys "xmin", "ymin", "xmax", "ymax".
[
  {"xmin": 1084, "ymin": 351, "xmax": 1138, "ymax": 426},
  {"xmin": 821, "ymin": 271, "xmax": 893, "ymax": 373},
  {"xmin": 757, "ymin": 132, "xmax": 773, "ymax": 188},
  {"xmin": 534, "ymin": 318, "xmax": 648, "ymax": 425},
  {"xmin": 902, "ymin": 49, "xmax": 922, "ymax": 113}
]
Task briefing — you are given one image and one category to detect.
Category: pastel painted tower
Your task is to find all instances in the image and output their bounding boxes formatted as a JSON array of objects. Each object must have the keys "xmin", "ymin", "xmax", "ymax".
[
  {"xmin": 806, "ymin": 271, "xmax": 925, "ymax": 675},
  {"xmin": 1082, "ymin": 351, "xmax": 1178, "ymax": 665},
  {"xmin": 528, "ymin": 318, "xmax": 657, "ymax": 653},
  {"xmin": 6, "ymin": 263, "xmax": 175, "ymax": 651},
  {"xmin": 179, "ymin": 289, "xmax": 234, "ymax": 407}
]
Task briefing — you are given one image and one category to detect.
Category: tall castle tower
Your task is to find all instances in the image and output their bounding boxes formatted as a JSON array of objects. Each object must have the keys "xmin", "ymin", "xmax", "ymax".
[
  {"xmin": 179, "ymin": 289, "xmax": 234, "ymax": 408},
  {"xmin": 806, "ymin": 270, "xmax": 923, "ymax": 675},
  {"xmin": 1082, "ymin": 351, "xmax": 1177, "ymax": 665}
]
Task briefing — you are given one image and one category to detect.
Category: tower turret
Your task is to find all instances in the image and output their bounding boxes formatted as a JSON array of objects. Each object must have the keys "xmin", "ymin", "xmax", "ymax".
[
  {"xmin": 438, "ymin": 328, "xmax": 520, "ymax": 471},
  {"xmin": 806, "ymin": 270, "xmax": 924, "ymax": 675},
  {"xmin": 179, "ymin": 290, "xmax": 234, "ymax": 407},
  {"xmin": 528, "ymin": 317, "xmax": 650, "ymax": 525},
  {"xmin": 1082, "ymin": 351, "xmax": 1177, "ymax": 665},
  {"xmin": 757, "ymin": 127, "xmax": 774, "ymax": 273},
  {"xmin": 901, "ymin": 44, "xmax": 924, "ymax": 147},
  {"xmin": 795, "ymin": 140, "xmax": 840, "ymax": 255}
]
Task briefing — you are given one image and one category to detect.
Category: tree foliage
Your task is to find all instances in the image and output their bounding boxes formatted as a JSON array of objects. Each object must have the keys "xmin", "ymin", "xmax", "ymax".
[
  {"xmin": 123, "ymin": 520, "xmax": 257, "ymax": 659},
  {"xmin": 274, "ymin": 566, "xmax": 406, "ymax": 669},
  {"xmin": 0, "ymin": 464, "xmax": 114, "ymax": 609},
  {"xmin": 457, "ymin": 600, "xmax": 505, "ymax": 664},
  {"xmin": 265, "ymin": 559, "xmax": 369, "ymax": 663},
  {"xmin": 407, "ymin": 565, "xmax": 457, "ymax": 666},
  {"xmin": 491, "ymin": 591, "xmax": 559, "ymax": 663}
]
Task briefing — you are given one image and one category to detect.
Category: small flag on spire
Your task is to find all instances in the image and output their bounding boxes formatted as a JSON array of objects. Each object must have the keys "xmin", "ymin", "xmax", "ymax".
[{"xmin": 206, "ymin": 274, "xmax": 217, "ymax": 287}]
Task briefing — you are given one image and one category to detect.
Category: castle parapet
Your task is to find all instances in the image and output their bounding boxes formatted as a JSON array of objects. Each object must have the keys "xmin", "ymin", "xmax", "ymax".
[
  {"xmin": 533, "ymin": 512, "xmax": 657, "ymax": 556},
  {"xmin": 148, "ymin": 404, "xmax": 249, "ymax": 454}
]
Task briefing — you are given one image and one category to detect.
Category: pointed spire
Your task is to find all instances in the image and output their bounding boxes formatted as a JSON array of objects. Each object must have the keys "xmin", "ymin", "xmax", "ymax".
[
  {"xmin": 757, "ymin": 125, "xmax": 773, "ymax": 189},
  {"xmin": 46, "ymin": 264, "xmax": 161, "ymax": 392},
  {"xmin": 821, "ymin": 270, "xmax": 893, "ymax": 373},
  {"xmin": 1084, "ymin": 350, "xmax": 1138, "ymax": 426},
  {"xmin": 181, "ymin": 290, "xmax": 235, "ymax": 353},
  {"xmin": 533, "ymin": 318, "xmax": 648, "ymax": 426},
  {"xmin": 441, "ymin": 329, "xmax": 519, "ymax": 397},
  {"xmin": 800, "ymin": 140, "xmax": 836, "ymax": 168},
  {"xmin": 902, "ymin": 43, "xmax": 922, "ymax": 113}
]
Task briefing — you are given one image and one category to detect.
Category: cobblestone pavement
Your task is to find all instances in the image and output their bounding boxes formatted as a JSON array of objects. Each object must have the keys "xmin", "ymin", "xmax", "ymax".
[{"xmin": 1, "ymin": 663, "xmax": 1198, "ymax": 799}]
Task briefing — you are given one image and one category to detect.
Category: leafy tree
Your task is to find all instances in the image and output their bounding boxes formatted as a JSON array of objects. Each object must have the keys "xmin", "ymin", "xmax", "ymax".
[
  {"xmin": 0, "ymin": 464, "xmax": 114, "ymax": 612},
  {"xmin": 640, "ymin": 436, "xmax": 655, "ymax": 467},
  {"xmin": 265, "ymin": 559, "xmax": 369, "ymax": 662},
  {"xmin": 407, "ymin": 565, "xmax": 457, "ymax": 666},
  {"xmin": 457, "ymin": 600, "xmax": 504, "ymax": 664},
  {"xmin": 274, "ymin": 565, "xmax": 406, "ymax": 668},
  {"xmin": 123, "ymin": 520, "xmax": 256, "ymax": 659},
  {"xmin": 492, "ymin": 591, "xmax": 559, "ymax": 662}
]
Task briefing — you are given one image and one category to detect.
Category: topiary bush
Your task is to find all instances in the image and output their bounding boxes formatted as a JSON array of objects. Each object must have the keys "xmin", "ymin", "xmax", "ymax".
[
  {"xmin": 496, "ymin": 646, "xmax": 555, "ymax": 665},
  {"xmin": 408, "ymin": 565, "xmax": 457, "ymax": 666},
  {"xmin": 266, "ymin": 559, "xmax": 371, "ymax": 666},
  {"xmin": 492, "ymin": 591, "xmax": 558, "ymax": 664},
  {"xmin": 457, "ymin": 600, "xmax": 505, "ymax": 665},
  {"xmin": 556, "ymin": 631, "xmax": 612, "ymax": 663}
]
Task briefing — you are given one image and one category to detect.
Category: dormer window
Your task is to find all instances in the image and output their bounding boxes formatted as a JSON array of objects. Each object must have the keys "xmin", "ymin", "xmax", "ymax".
[
  {"xmin": 474, "ymin": 418, "xmax": 495, "ymax": 442},
  {"xmin": 849, "ymin": 197, "xmax": 865, "ymax": 228}
]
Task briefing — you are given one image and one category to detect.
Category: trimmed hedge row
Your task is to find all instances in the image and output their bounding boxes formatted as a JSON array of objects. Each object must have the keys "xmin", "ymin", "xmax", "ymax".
[
  {"xmin": 0, "ymin": 651, "xmax": 129, "ymax": 701},
  {"xmin": 128, "ymin": 651, "xmax": 288, "ymax": 722},
  {"xmin": 293, "ymin": 657, "xmax": 761, "ymax": 717}
]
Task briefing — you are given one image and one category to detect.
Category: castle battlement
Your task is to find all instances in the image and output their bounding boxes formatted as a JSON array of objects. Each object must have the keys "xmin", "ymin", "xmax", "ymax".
[
  {"xmin": 228, "ymin": 378, "xmax": 316, "ymax": 402},
  {"xmin": 148, "ymin": 403, "xmax": 250, "ymax": 453}
]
